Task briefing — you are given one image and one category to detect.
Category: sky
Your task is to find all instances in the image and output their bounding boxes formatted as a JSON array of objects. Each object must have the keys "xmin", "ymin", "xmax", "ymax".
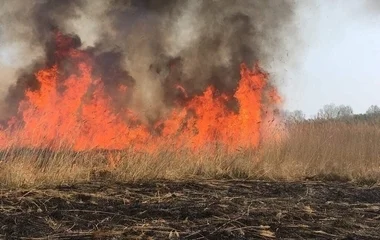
[
  {"xmin": 280, "ymin": 0, "xmax": 380, "ymax": 117},
  {"xmin": 0, "ymin": 1, "xmax": 379, "ymax": 118}
]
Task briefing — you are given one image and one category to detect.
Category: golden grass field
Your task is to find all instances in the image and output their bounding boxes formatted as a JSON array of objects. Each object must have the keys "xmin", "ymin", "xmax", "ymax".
[{"xmin": 1, "ymin": 116, "xmax": 379, "ymax": 188}]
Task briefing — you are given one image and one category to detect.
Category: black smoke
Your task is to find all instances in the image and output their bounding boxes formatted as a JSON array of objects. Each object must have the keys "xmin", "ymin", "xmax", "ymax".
[{"xmin": 0, "ymin": 0, "xmax": 296, "ymax": 121}]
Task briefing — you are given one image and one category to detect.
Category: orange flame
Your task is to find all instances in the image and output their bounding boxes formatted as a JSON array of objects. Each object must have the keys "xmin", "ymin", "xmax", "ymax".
[{"xmin": 0, "ymin": 34, "xmax": 281, "ymax": 153}]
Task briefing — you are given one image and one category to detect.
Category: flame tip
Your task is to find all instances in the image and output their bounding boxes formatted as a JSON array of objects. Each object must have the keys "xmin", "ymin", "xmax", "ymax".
[{"xmin": 0, "ymin": 33, "xmax": 283, "ymax": 153}]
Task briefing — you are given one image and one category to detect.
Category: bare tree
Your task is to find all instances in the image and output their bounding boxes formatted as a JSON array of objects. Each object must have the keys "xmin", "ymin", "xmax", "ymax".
[
  {"xmin": 366, "ymin": 105, "xmax": 380, "ymax": 115},
  {"xmin": 317, "ymin": 104, "xmax": 353, "ymax": 119},
  {"xmin": 284, "ymin": 110, "xmax": 305, "ymax": 123},
  {"xmin": 317, "ymin": 104, "xmax": 337, "ymax": 119},
  {"xmin": 336, "ymin": 105, "xmax": 353, "ymax": 118}
]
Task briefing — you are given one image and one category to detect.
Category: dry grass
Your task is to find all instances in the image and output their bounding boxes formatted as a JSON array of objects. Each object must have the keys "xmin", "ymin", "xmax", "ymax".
[
  {"xmin": 256, "ymin": 119, "xmax": 380, "ymax": 181},
  {"xmin": 1, "ymin": 118, "xmax": 380, "ymax": 187}
]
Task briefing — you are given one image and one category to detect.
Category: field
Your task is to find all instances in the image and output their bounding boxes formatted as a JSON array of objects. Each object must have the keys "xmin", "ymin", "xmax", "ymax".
[
  {"xmin": 1, "ymin": 118, "xmax": 380, "ymax": 239},
  {"xmin": 1, "ymin": 180, "xmax": 380, "ymax": 239}
]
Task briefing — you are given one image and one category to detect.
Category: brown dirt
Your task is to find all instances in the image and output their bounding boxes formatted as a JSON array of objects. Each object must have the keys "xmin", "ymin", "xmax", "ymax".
[{"xmin": 1, "ymin": 180, "xmax": 380, "ymax": 239}]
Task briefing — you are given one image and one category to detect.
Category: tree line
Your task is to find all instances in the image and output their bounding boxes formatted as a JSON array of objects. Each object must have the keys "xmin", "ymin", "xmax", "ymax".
[{"xmin": 284, "ymin": 104, "xmax": 380, "ymax": 123}]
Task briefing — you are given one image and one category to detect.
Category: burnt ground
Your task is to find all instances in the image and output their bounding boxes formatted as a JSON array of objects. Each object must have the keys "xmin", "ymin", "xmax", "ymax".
[{"xmin": 1, "ymin": 180, "xmax": 380, "ymax": 239}]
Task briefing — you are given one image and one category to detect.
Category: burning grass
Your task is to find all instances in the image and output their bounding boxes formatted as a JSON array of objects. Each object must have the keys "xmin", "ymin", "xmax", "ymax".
[
  {"xmin": 0, "ymin": 33, "xmax": 379, "ymax": 188},
  {"xmin": 1, "ymin": 118, "xmax": 380, "ymax": 188},
  {"xmin": 0, "ymin": 32, "xmax": 280, "ymax": 153}
]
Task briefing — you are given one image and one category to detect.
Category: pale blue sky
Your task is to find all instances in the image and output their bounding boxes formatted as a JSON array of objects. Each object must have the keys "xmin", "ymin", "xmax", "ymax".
[
  {"xmin": 0, "ymin": 1, "xmax": 379, "ymax": 117},
  {"xmin": 281, "ymin": 0, "xmax": 380, "ymax": 117}
]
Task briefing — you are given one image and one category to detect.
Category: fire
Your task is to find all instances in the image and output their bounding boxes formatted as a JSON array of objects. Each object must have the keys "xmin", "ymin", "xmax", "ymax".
[{"xmin": 0, "ymin": 33, "xmax": 281, "ymax": 153}]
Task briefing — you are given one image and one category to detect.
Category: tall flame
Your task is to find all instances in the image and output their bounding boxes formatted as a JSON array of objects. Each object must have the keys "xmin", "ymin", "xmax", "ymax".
[{"xmin": 0, "ymin": 33, "xmax": 281, "ymax": 153}]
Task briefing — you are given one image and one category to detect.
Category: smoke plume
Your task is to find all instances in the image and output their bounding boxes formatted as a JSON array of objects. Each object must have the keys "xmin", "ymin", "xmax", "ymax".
[{"xmin": 0, "ymin": 0, "xmax": 296, "ymax": 121}]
